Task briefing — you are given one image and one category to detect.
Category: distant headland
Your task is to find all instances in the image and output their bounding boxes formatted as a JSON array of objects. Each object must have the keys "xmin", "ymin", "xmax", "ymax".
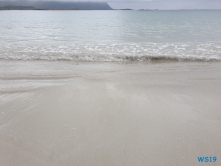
[{"xmin": 0, "ymin": 1, "xmax": 113, "ymax": 10}]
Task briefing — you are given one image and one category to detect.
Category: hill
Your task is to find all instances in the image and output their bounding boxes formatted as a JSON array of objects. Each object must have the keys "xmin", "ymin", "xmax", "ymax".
[{"xmin": 0, "ymin": 1, "xmax": 112, "ymax": 10}]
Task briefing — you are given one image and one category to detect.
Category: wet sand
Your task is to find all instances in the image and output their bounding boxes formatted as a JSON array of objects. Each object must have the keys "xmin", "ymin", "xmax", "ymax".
[{"xmin": 0, "ymin": 60, "xmax": 221, "ymax": 166}]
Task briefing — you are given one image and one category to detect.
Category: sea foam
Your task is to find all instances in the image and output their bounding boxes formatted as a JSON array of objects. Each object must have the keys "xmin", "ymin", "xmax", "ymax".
[{"xmin": 0, "ymin": 42, "xmax": 220, "ymax": 62}]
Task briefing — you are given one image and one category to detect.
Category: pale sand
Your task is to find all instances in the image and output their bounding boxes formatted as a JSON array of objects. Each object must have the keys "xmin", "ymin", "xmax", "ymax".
[{"xmin": 0, "ymin": 60, "xmax": 221, "ymax": 166}]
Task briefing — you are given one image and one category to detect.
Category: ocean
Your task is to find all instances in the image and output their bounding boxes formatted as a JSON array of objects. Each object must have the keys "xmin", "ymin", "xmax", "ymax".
[
  {"xmin": 0, "ymin": 10, "xmax": 221, "ymax": 61},
  {"xmin": 0, "ymin": 10, "xmax": 221, "ymax": 166}
]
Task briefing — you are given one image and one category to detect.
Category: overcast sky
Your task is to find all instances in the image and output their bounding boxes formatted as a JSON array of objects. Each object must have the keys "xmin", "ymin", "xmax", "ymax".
[
  {"xmin": 2, "ymin": 0, "xmax": 221, "ymax": 10},
  {"xmin": 108, "ymin": 0, "xmax": 221, "ymax": 10}
]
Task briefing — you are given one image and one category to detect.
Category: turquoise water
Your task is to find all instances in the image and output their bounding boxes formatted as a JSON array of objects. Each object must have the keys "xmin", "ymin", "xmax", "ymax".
[{"xmin": 0, "ymin": 10, "xmax": 221, "ymax": 61}]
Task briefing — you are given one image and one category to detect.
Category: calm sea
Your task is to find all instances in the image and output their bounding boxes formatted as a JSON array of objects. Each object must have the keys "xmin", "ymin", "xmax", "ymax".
[{"xmin": 0, "ymin": 10, "xmax": 221, "ymax": 61}]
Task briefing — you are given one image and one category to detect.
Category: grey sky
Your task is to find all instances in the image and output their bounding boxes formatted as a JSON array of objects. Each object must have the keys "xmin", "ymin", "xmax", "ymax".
[
  {"xmin": 108, "ymin": 0, "xmax": 221, "ymax": 10},
  {"xmin": 2, "ymin": 0, "xmax": 221, "ymax": 9}
]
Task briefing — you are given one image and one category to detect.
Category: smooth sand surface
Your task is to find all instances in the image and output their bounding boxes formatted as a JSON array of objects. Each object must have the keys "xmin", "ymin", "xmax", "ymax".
[{"xmin": 0, "ymin": 60, "xmax": 221, "ymax": 166}]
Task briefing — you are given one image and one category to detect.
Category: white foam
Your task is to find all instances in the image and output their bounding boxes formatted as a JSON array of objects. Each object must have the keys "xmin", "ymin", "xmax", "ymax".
[{"xmin": 0, "ymin": 42, "xmax": 220, "ymax": 62}]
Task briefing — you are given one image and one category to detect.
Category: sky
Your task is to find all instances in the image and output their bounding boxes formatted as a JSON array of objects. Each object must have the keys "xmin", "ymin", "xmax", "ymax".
[
  {"xmin": 1, "ymin": 0, "xmax": 221, "ymax": 10},
  {"xmin": 108, "ymin": 0, "xmax": 221, "ymax": 10}
]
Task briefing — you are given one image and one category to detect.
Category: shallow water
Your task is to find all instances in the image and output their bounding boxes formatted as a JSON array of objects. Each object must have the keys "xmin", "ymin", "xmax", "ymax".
[{"xmin": 0, "ymin": 10, "xmax": 221, "ymax": 61}]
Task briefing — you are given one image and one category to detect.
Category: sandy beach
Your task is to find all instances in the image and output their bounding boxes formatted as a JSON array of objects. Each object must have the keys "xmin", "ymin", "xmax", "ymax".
[{"xmin": 0, "ymin": 60, "xmax": 221, "ymax": 166}]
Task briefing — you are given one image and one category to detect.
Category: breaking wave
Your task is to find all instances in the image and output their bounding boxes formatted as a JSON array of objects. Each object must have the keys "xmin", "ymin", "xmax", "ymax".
[{"xmin": 0, "ymin": 42, "xmax": 220, "ymax": 62}]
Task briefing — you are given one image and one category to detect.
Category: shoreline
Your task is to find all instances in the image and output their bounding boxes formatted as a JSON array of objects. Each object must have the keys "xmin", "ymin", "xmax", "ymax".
[{"xmin": 0, "ymin": 60, "xmax": 221, "ymax": 165}]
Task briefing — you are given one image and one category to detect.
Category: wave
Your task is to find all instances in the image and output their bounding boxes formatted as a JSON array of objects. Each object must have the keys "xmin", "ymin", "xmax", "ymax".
[
  {"xmin": 0, "ymin": 54, "xmax": 220, "ymax": 62},
  {"xmin": 0, "ymin": 43, "xmax": 220, "ymax": 62}
]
